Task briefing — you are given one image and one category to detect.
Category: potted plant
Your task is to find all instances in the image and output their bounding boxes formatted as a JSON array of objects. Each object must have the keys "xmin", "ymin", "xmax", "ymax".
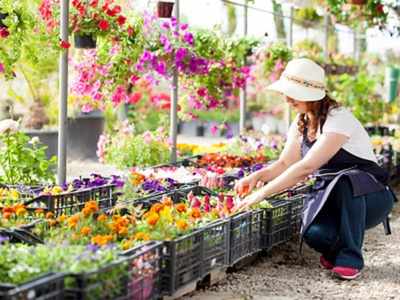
[
  {"xmin": 0, "ymin": 0, "xmax": 36, "ymax": 79},
  {"xmin": 39, "ymin": 0, "xmax": 129, "ymax": 49},
  {"xmin": 157, "ymin": 1, "xmax": 175, "ymax": 18}
]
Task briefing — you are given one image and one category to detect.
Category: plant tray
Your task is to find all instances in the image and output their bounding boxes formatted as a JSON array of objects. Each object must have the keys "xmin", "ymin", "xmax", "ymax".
[
  {"xmin": 201, "ymin": 219, "xmax": 230, "ymax": 275},
  {"xmin": 229, "ymin": 209, "xmax": 265, "ymax": 265},
  {"xmin": 0, "ymin": 273, "xmax": 64, "ymax": 300},
  {"xmin": 160, "ymin": 230, "xmax": 203, "ymax": 296},
  {"xmin": 23, "ymin": 184, "xmax": 117, "ymax": 217},
  {"xmin": 66, "ymin": 241, "xmax": 162, "ymax": 300}
]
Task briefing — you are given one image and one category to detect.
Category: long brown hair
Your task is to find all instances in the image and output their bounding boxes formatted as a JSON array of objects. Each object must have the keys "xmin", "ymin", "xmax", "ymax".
[{"xmin": 297, "ymin": 94, "xmax": 340, "ymax": 139}]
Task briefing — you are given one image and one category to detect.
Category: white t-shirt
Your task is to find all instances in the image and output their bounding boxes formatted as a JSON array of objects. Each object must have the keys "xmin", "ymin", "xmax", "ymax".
[{"xmin": 288, "ymin": 107, "xmax": 378, "ymax": 163}]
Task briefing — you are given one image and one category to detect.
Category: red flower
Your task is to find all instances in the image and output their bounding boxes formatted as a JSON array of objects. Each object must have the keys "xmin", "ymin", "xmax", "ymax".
[
  {"xmin": 112, "ymin": 5, "xmax": 122, "ymax": 15},
  {"xmin": 127, "ymin": 92, "xmax": 142, "ymax": 105},
  {"xmin": 59, "ymin": 40, "xmax": 71, "ymax": 49},
  {"xmin": 72, "ymin": 0, "xmax": 82, "ymax": 9},
  {"xmin": 376, "ymin": 4, "xmax": 384, "ymax": 14},
  {"xmin": 98, "ymin": 20, "xmax": 110, "ymax": 31},
  {"xmin": 0, "ymin": 28, "xmax": 10, "ymax": 38},
  {"xmin": 117, "ymin": 15, "xmax": 126, "ymax": 26},
  {"xmin": 89, "ymin": 0, "xmax": 99, "ymax": 7}
]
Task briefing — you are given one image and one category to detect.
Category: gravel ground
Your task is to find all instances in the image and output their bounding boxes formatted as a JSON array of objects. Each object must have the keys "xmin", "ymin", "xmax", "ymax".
[{"xmin": 185, "ymin": 187, "xmax": 400, "ymax": 300}]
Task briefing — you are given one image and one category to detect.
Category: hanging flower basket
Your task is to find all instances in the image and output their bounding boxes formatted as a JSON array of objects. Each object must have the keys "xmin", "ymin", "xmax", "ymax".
[
  {"xmin": 348, "ymin": 0, "xmax": 366, "ymax": 5},
  {"xmin": 74, "ymin": 34, "xmax": 97, "ymax": 49},
  {"xmin": 0, "ymin": 12, "xmax": 8, "ymax": 28},
  {"xmin": 157, "ymin": 1, "xmax": 175, "ymax": 18}
]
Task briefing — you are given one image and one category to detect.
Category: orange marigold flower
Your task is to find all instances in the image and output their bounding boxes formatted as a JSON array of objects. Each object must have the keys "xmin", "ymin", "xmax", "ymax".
[
  {"xmin": 162, "ymin": 196, "xmax": 173, "ymax": 207},
  {"xmin": 91, "ymin": 234, "xmax": 113, "ymax": 246},
  {"xmin": 3, "ymin": 212, "xmax": 11, "ymax": 219},
  {"xmin": 84, "ymin": 200, "xmax": 99, "ymax": 213},
  {"xmin": 68, "ymin": 215, "xmax": 80, "ymax": 228},
  {"xmin": 175, "ymin": 203, "xmax": 187, "ymax": 213},
  {"xmin": 2, "ymin": 207, "xmax": 15, "ymax": 214},
  {"xmin": 97, "ymin": 214, "xmax": 107, "ymax": 222},
  {"xmin": 150, "ymin": 203, "xmax": 164, "ymax": 213},
  {"xmin": 176, "ymin": 219, "xmax": 189, "ymax": 231},
  {"xmin": 82, "ymin": 207, "xmax": 92, "ymax": 218},
  {"xmin": 189, "ymin": 207, "xmax": 202, "ymax": 219},
  {"xmin": 134, "ymin": 232, "xmax": 150, "ymax": 241},
  {"xmin": 118, "ymin": 226, "xmax": 128, "ymax": 236},
  {"xmin": 46, "ymin": 212, "xmax": 54, "ymax": 219},
  {"xmin": 80, "ymin": 226, "xmax": 92, "ymax": 236},
  {"xmin": 146, "ymin": 213, "xmax": 159, "ymax": 226}
]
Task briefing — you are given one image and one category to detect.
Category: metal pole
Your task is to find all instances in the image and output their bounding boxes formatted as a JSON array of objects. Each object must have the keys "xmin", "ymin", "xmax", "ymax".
[
  {"xmin": 239, "ymin": 1, "xmax": 248, "ymax": 134},
  {"xmin": 285, "ymin": 6, "xmax": 294, "ymax": 131},
  {"xmin": 323, "ymin": 12, "xmax": 329, "ymax": 60},
  {"xmin": 353, "ymin": 29, "xmax": 357, "ymax": 61},
  {"xmin": 170, "ymin": 0, "xmax": 180, "ymax": 163},
  {"xmin": 57, "ymin": 0, "xmax": 69, "ymax": 185}
]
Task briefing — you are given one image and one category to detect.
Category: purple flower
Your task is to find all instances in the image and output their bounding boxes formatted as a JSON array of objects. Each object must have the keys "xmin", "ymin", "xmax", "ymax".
[
  {"xmin": 171, "ymin": 17, "xmax": 178, "ymax": 27},
  {"xmin": 111, "ymin": 175, "xmax": 124, "ymax": 188},
  {"xmin": 161, "ymin": 21, "xmax": 170, "ymax": 30},
  {"xmin": 183, "ymin": 32, "xmax": 194, "ymax": 46},
  {"xmin": 0, "ymin": 236, "xmax": 9, "ymax": 244},
  {"xmin": 175, "ymin": 48, "xmax": 188, "ymax": 62},
  {"xmin": 140, "ymin": 50, "xmax": 152, "ymax": 62},
  {"xmin": 251, "ymin": 164, "xmax": 264, "ymax": 173},
  {"xmin": 237, "ymin": 169, "xmax": 245, "ymax": 178},
  {"xmin": 180, "ymin": 23, "xmax": 189, "ymax": 31},
  {"xmin": 142, "ymin": 180, "xmax": 166, "ymax": 193},
  {"xmin": 210, "ymin": 124, "xmax": 219, "ymax": 136},
  {"xmin": 155, "ymin": 61, "xmax": 167, "ymax": 76},
  {"xmin": 86, "ymin": 244, "xmax": 100, "ymax": 253}
]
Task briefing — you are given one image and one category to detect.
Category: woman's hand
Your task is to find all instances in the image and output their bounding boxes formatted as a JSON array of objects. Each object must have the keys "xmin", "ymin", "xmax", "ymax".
[
  {"xmin": 233, "ymin": 189, "xmax": 266, "ymax": 212},
  {"xmin": 234, "ymin": 173, "xmax": 263, "ymax": 197}
]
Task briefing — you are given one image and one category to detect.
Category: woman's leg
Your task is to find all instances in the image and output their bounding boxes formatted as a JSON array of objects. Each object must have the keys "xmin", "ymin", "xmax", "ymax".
[{"xmin": 330, "ymin": 178, "xmax": 394, "ymax": 270}]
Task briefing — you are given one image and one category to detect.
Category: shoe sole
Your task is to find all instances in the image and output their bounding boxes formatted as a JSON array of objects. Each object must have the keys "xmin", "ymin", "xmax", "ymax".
[{"xmin": 332, "ymin": 271, "xmax": 361, "ymax": 280}]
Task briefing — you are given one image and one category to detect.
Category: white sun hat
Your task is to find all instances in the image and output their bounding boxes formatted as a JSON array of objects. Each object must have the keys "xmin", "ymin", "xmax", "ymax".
[{"xmin": 267, "ymin": 58, "xmax": 326, "ymax": 102}]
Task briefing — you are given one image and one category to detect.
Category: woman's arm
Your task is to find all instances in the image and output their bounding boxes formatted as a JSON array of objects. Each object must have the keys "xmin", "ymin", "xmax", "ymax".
[{"xmin": 235, "ymin": 132, "xmax": 349, "ymax": 211}]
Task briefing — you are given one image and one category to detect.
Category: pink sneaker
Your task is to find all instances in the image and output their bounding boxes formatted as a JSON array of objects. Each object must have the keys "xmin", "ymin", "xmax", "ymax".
[
  {"xmin": 332, "ymin": 266, "xmax": 361, "ymax": 280},
  {"xmin": 320, "ymin": 256, "xmax": 334, "ymax": 270}
]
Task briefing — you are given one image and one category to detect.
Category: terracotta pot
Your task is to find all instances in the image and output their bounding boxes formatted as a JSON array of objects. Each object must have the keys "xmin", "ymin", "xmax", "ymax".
[
  {"xmin": 74, "ymin": 34, "xmax": 96, "ymax": 49},
  {"xmin": 157, "ymin": 1, "xmax": 174, "ymax": 18}
]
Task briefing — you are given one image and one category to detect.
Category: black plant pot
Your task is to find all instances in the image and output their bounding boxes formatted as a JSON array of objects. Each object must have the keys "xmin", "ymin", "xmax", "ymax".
[
  {"xmin": 24, "ymin": 129, "xmax": 58, "ymax": 161},
  {"xmin": 196, "ymin": 124, "xmax": 205, "ymax": 137},
  {"xmin": 74, "ymin": 34, "xmax": 96, "ymax": 49},
  {"xmin": 67, "ymin": 111, "xmax": 104, "ymax": 160},
  {"xmin": 0, "ymin": 12, "xmax": 8, "ymax": 28},
  {"xmin": 157, "ymin": 1, "xmax": 174, "ymax": 18}
]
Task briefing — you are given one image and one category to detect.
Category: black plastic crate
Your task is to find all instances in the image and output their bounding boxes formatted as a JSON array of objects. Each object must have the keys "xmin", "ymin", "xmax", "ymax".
[
  {"xmin": 23, "ymin": 184, "xmax": 117, "ymax": 217},
  {"xmin": 201, "ymin": 219, "xmax": 230, "ymax": 275},
  {"xmin": 66, "ymin": 241, "xmax": 162, "ymax": 300},
  {"xmin": 161, "ymin": 230, "xmax": 203, "ymax": 295},
  {"xmin": 262, "ymin": 200, "xmax": 292, "ymax": 250},
  {"xmin": 289, "ymin": 195, "xmax": 306, "ymax": 236},
  {"xmin": 228, "ymin": 209, "xmax": 264, "ymax": 265},
  {"xmin": 0, "ymin": 273, "xmax": 64, "ymax": 300}
]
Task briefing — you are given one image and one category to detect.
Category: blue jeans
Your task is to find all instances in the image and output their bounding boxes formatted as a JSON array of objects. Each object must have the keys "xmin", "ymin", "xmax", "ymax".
[{"xmin": 303, "ymin": 177, "xmax": 394, "ymax": 270}]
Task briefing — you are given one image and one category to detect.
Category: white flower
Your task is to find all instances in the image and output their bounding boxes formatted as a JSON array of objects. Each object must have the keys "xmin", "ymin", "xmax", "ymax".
[
  {"xmin": 0, "ymin": 119, "xmax": 19, "ymax": 134},
  {"xmin": 29, "ymin": 137, "xmax": 40, "ymax": 145},
  {"xmin": 261, "ymin": 124, "xmax": 271, "ymax": 135}
]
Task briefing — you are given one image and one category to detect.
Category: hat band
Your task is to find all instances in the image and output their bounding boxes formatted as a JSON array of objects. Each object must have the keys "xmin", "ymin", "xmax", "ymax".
[{"xmin": 283, "ymin": 74, "xmax": 325, "ymax": 90}]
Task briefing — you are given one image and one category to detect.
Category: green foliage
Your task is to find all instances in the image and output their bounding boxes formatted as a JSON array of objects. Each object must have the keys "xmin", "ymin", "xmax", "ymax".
[
  {"xmin": 103, "ymin": 125, "xmax": 170, "ymax": 169},
  {"xmin": 294, "ymin": 7, "xmax": 322, "ymax": 28},
  {"xmin": 196, "ymin": 109, "xmax": 239, "ymax": 123},
  {"xmin": 0, "ymin": 243, "xmax": 125, "ymax": 299},
  {"xmin": 263, "ymin": 42, "xmax": 293, "ymax": 76},
  {"xmin": 0, "ymin": 132, "xmax": 56, "ymax": 185},
  {"xmin": 329, "ymin": 73, "xmax": 389, "ymax": 124},
  {"xmin": 225, "ymin": 36, "xmax": 260, "ymax": 66}
]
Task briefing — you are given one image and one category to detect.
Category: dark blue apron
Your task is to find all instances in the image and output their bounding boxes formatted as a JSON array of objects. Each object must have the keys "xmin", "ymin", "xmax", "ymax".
[{"xmin": 300, "ymin": 127, "xmax": 393, "ymax": 237}]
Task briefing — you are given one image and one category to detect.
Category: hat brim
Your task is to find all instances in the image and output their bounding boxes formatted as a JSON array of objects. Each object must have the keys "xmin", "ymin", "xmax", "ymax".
[{"xmin": 267, "ymin": 77, "xmax": 325, "ymax": 102}]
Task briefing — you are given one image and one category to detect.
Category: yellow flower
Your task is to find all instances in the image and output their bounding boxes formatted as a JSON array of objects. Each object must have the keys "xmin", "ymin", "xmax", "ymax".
[
  {"xmin": 9, "ymin": 189, "xmax": 19, "ymax": 200},
  {"xmin": 134, "ymin": 232, "xmax": 150, "ymax": 241},
  {"xmin": 130, "ymin": 172, "xmax": 146, "ymax": 186},
  {"xmin": 160, "ymin": 206, "xmax": 173, "ymax": 224},
  {"xmin": 122, "ymin": 240, "xmax": 133, "ymax": 250},
  {"xmin": 51, "ymin": 186, "xmax": 63, "ymax": 195},
  {"xmin": 57, "ymin": 214, "xmax": 67, "ymax": 223},
  {"xmin": 15, "ymin": 206, "xmax": 27, "ymax": 216}
]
